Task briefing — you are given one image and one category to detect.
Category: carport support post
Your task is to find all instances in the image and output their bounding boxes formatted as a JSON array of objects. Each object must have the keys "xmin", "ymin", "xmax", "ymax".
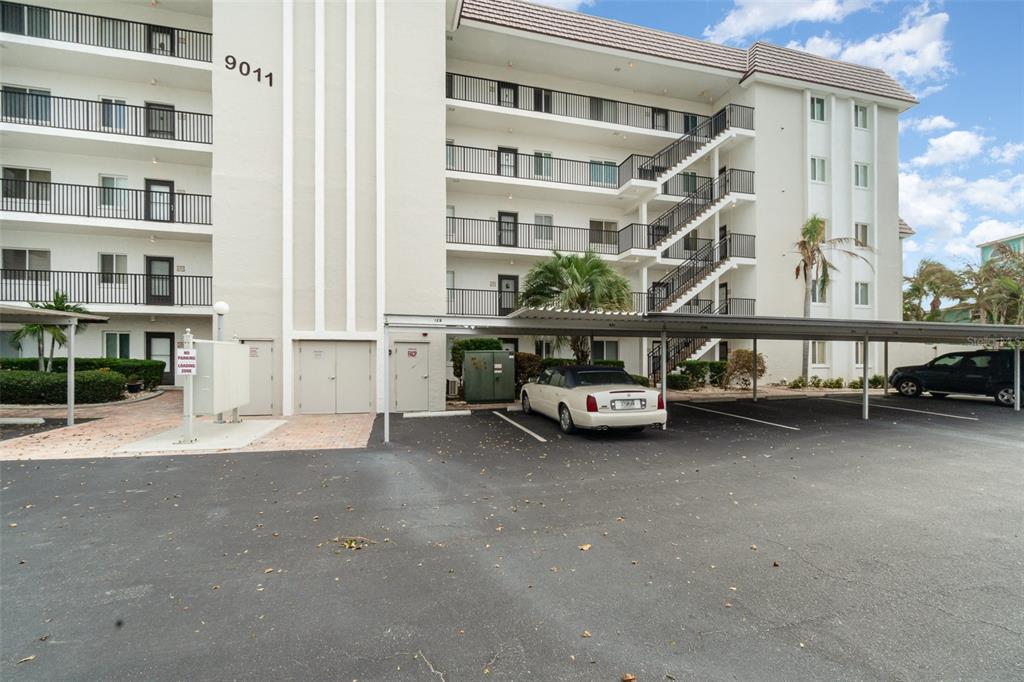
[
  {"xmin": 1014, "ymin": 342, "xmax": 1020, "ymax": 413},
  {"xmin": 660, "ymin": 329, "xmax": 667, "ymax": 430},
  {"xmin": 65, "ymin": 319, "xmax": 76, "ymax": 426},
  {"xmin": 752, "ymin": 338, "xmax": 757, "ymax": 402},
  {"xmin": 383, "ymin": 325, "xmax": 390, "ymax": 444},
  {"xmin": 862, "ymin": 335, "xmax": 870, "ymax": 421},
  {"xmin": 883, "ymin": 342, "xmax": 889, "ymax": 396}
]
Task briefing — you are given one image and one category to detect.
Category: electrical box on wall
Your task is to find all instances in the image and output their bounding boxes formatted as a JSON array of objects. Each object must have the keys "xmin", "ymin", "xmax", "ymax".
[{"xmin": 193, "ymin": 340, "xmax": 251, "ymax": 416}]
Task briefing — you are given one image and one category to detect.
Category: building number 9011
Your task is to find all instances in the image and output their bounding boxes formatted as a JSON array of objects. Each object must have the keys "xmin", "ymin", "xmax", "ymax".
[{"xmin": 225, "ymin": 55, "xmax": 273, "ymax": 87}]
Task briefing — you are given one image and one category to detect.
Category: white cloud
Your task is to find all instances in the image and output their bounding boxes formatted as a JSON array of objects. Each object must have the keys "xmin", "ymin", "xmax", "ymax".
[
  {"xmin": 911, "ymin": 130, "xmax": 989, "ymax": 167},
  {"xmin": 899, "ymin": 172, "xmax": 969, "ymax": 235},
  {"xmin": 990, "ymin": 142, "xmax": 1024, "ymax": 164},
  {"xmin": 527, "ymin": 0, "xmax": 594, "ymax": 9},
  {"xmin": 944, "ymin": 219, "xmax": 1024, "ymax": 257},
  {"xmin": 704, "ymin": 0, "xmax": 875, "ymax": 44},
  {"xmin": 786, "ymin": 32, "xmax": 843, "ymax": 58},
  {"xmin": 964, "ymin": 174, "xmax": 1024, "ymax": 214},
  {"xmin": 901, "ymin": 115, "xmax": 956, "ymax": 133},
  {"xmin": 902, "ymin": 239, "xmax": 920, "ymax": 253}
]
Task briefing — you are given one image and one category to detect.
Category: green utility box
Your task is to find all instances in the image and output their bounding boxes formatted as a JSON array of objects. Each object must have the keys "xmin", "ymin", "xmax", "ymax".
[{"xmin": 463, "ymin": 350, "xmax": 516, "ymax": 403}]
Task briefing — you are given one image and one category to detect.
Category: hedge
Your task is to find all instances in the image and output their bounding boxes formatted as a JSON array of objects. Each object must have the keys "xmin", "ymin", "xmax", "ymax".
[
  {"xmin": 0, "ymin": 358, "xmax": 165, "ymax": 389},
  {"xmin": 450, "ymin": 338, "xmax": 503, "ymax": 379},
  {"xmin": 1, "ymin": 369, "xmax": 127, "ymax": 404},
  {"xmin": 630, "ymin": 374, "xmax": 650, "ymax": 387},
  {"xmin": 593, "ymin": 359, "xmax": 625, "ymax": 368},
  {"xmin": 514, "ymin": 352, "xmax": 542, "ymax": 389},
  {"xmin": 539, "ymin": 357, "xmax": 625, "ymax": 370},
  {"xmin": 666, "ymin": 373, "xmax": 689, "ymax": 390}
]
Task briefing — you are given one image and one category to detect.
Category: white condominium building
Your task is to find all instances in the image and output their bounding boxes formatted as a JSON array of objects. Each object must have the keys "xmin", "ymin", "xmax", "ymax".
[{"xmin": 1, "ymin": 0, "xmax": 916, "ymax": 415}]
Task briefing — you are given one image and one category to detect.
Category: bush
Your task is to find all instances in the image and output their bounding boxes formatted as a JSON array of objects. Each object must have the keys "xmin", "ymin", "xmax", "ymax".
[
  {"xmin": 450, "ymin": 338, "xmax": 503, "ymax": 379},
  {"xmin": 824, "ymin": 378, "xmax": 844, "ymax": 389},
  {"xmin": 539, "ymin": 356, "xmax": 568, "ymax": 370},
  {"xmin": 848, "ymin": 377, "xmax": 864, "ymax": 390},
  {"xmin": 0, "ymin": 358, "xmax": 165, "ymax": 389},
  {"xmin": 514, "ymin": 352, "xmax": 541, "ymax": 389},
  {"xmin": 788, "ymin": 376, "xmax": 808, "ymax": 389},
  {"xmin": 707, "ymin": 361, "xmax": 727, "ymax": 388},
  {"xmin": 593, "ymin": 359, "xmax": 625, "ymax": 368},
  {"xmin": 667, "ymin": 373, "xmax": 690, "ymax": 390},
  {"xmin": 869, "ymin": 374, "xmax": 885, "ymax": 389},
  {"xmin": 809, "ymin": 375, "xmax": 823, "ymax": 389},
  {"xmin": 630, "ymin": 374, "xmax": 650, "ymax": 387},
  {"xmin": 724, "ymin": 349, "xmax": 766, "ymax": 389},
  {"xmin": 0, "ymin": 369, "xmax": 126, "ymax": 404},
  {"xmin": 678, "ymin": 360, "xmax": 709, "ymax": 388}
]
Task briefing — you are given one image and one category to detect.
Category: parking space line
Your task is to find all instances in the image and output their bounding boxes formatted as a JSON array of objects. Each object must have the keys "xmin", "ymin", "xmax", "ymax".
[
  {"xmin": 491, "ymin": 411, "xmax": 548, "ymax": 442},
  {"xmin": 674, "ymin": 403, "xmax": 801, "ymax": 431},
  {"xmin": 821, "ymin": 398, "xmax": 980, "ymax": 421}
]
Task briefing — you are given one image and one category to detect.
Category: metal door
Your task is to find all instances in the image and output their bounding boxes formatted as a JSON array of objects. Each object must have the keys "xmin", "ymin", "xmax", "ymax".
[
  {"xmin": 497, "ymin": 211, "xmax": 518, "ymax": 247},
  {"xmin": 297, "ymin": 341, "xmax": 336, "ymax": 414},
  {"xmin": 497, "ymin": 82, "xmax": 517, "ymax": 108},
  {"xmin": 395, "ymin": 342, "xmax": 429, "ymax": 412},
  {"xmin": 239, "ymin": 340, "xmax": 274, "ymax": 415},
  {"xmin": 145, "ymin": 179, "xmax": 174, "ymax": 222},
  {"xmin": 145, "ymin": 103, "xmax": 175, "ymax": 139},
  {"xmin": 145, "ymin": 332, "xmax": 174, "ymax": 385},
  {"xmin": 336, "ymin": 342, "xmax": 374, "ymax": 413},
  {"xmin": 497, "ymin": 147, "xmax": 517, "ymax": 177},
  {"xmin": 145, "ymin": 256, "xmax": 173, "ymax": 305},
  {"xmin": 498, "ymin": 275, "xmax": 518, "ymax": 316},
  {"xmin": 148, "ymin": 25, "xmax": 175, "ymax": 56}
]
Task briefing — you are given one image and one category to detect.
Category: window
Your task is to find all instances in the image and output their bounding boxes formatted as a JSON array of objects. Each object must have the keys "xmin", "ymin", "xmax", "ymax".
[
  {"xmin": 589, "ymin": 219, "xmax": 618, "ymax": 246},
  {"xmin": 590, "ymin": 97, "xmax": 616, "ymax": 123},
  {"xmin": 445, "ymin": 138, "xmax": 455, "ymax": 167},
  {"xmin": 854, "ymin": 163, "xmax": 870, "ymax": 188},
  {"xmin": 854, "ymin": 104, "xmax": 869, "ymax": 129},
  {"xmin": 1, "ymin": 85, "xmax": 50, "ymax": 121},
  {"xmin": 533, "ymin": 88, "xmax": 553, "ymax": 114},
  {"xmin": 680, "ymin": 171, "xmax": 698, "ymax": 193},
  {"xmin": 592, "ymin": 340, "xmax": 619, "ymax": 362},
  {"xmin": 652, "ymin": 108, "xmax": 668, "ymax": 131},
  {"xmin": 535, "ymin": 340, "xmax": 555, "ymax": 358},
  {"xmin": 683, "ymin": 113, "xmax": 701, "ymax": 133},
  {"xmin": 855, "ymin": 222, "xmax": 870, "ymax": 247},
  {"xmin": 2, "ymin": 248, "xmax": 50, "ymax": 279},
  {"xmin": 854, "ymin": 342, "xmax": 866, "ymax": 366},
  {"xmin": 855, "ymin": 282, "xmax": 870, "ymax": 306},
  {"xmin": 533, "ymin": 214, "xmax": 553, "ymax": 241},
  {"xmin": 445, "ymin": 270, "xmax": 454, "ymax": 289},
  {"xmin": 589, "ymin": 160, "xmax": 617, "ymax": 187},
  {"xmin": 99, "ymin": 253, "xmax": 127, "ymax": 284},
  {"xmin": 2, "ymin": 166, "xmax": 51, "ymax": 200},
  {"xmin": 101, "ymin": 97, "xmax": 127, "ymax": 129},
  {"xmin": 931, "ymin": 353, "xmax": 964, "ymax": 368},
  {"xmin": 810, "ymin": 157, "xmax": 827, "ymax": 182},
  {"xmin": 811, "ymin": 341, "xmax": 827, "ymax": 365},
  {"xmin": 810, "ymin": 96, "xmax": 826, "ymax": 122},
  {"xmin": 533, "ymin": 151, "xmax": 553, "ymax": 178},
  {"xmin": 0, "ymin": 330, "xmax": 20, "ymax": 357},
  {"xmin": 104, "ymin": 332, "xmax": 131, "ymax": 359},
  {"xmin": 99, "ymin": 174, "xmax": 128, "ymax": 208},
  {"xmin": 811, "ymin": 279, "xmax": 827, "ymax": 303}
]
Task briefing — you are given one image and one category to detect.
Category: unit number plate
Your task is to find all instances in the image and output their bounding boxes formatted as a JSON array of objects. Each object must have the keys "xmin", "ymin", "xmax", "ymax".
[{"xmin": 612, "ymin": 399, "xmax": 644, "ymax": 410}]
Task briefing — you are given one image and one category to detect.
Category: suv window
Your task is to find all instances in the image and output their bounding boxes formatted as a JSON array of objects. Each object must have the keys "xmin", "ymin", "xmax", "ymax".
[
  {"xmin": 931, "ymin": 354, "xmax": 964, "ymax": 368},
  {"xmin": 966, "ymin": 354, "xmax": 992, "ymax": 369}
]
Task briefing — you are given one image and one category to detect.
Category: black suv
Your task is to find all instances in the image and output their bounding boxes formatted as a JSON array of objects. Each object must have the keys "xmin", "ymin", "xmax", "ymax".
[{"xmin": 889, "ymin": 349, "xmax": 1017, "ymax": 407}]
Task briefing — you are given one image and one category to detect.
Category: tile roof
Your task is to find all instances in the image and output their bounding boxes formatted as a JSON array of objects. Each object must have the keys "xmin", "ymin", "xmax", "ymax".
[
  {"xmin": 458, "ymin": 0, "xmax": 917, "ymax": 105},
  {"xmin": 898, "ymin": 217, "xmax": 915, "ymax": 237}
]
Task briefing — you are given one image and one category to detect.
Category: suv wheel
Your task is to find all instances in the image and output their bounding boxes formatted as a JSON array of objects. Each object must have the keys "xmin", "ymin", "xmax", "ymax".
[
  {"xmin": 995, "ymin": 386, "xmax": 1015, "ymax": 407},
  {"xmin": 896, "ymin": 378, "xmax": 922, "ymax": 398},
  {"xmin": 558, "ymin": 404, "xmax": 576, "ymax": 434},
  {"xmin": 521, "ymin": 392, "xmax": 532, "ymax": 415}
]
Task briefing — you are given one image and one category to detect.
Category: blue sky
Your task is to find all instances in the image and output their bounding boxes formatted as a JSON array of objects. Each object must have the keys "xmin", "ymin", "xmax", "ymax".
[{"xmin": 536, "ymin": 0, "xmax": 1024, "ymax": 274}]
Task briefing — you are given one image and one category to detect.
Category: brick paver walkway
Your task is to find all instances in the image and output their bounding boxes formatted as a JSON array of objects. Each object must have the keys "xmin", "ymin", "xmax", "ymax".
[{"xmin": 0, "ymin": 391, "xmax": 374, "ymax": 461}]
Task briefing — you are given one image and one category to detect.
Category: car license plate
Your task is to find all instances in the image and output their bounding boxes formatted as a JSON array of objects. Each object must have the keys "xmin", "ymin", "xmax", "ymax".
[{"xmin": 612, "ymin": 399, "xmax": 643, "ymax": 410}]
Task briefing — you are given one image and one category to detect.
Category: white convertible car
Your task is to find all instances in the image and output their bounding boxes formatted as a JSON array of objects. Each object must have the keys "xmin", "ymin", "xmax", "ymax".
[{"xmin": 521, "ymin": 365, "xmax": 667, "ymax": 434}]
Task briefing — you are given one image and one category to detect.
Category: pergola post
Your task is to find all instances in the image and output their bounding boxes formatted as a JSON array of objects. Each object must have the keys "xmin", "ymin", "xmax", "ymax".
[
  {"xmin": 883, "ymin": 341, "xmax": 889, "ymax": 396},
  {"xmin": 65, "ymin": 319, "xmax": 77, "ymax": 426},
  {"xmin": 862, "ymin": 334, "xmax": 870, "ymax": 420},
  {"xmin": 660, "ymin": 329, "xmax": 667, "ymax": 430},
  {"xmin": 383, "ymin": 324, "xmax": 391, "ymax": 443},
  {"xmin": 751, "ymin": 337, "xmax": 757, "ymax": 402}
]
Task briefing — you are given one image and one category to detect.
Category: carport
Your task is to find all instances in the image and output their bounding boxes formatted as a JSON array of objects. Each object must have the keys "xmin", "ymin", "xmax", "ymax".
[
  {"xmin": 0, "ymin": 304, "xmax": 109, "ymax": 426},
  {"xmin": 383, "ymin": 310, "xmax": 1023, "ymax": 443}
]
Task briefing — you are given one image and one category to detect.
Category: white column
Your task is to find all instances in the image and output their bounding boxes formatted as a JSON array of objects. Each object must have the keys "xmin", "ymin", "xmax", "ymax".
[
  {"xmin": 281, "ymin": 0, "xmax": 295, "ymax": 415},
  {"xmin": 314, "ymin": 0, "xmax": 326, "ymax": 332},
  {"xmin": 638, "ymin": 201, "xmax": 647, "ymax": 225},
  {"xmin": 383, "ymin": 324, "xmax": 391, "ymax": 443},
  {"xmin": 345, "ymin": 0, "xmax": 357, "ymax": 331},
  {"xmin": 862, "ymin": 335, "xmax": 870, "ymax": 420},
  {"xmin": 660, "ymin": 329, "xmax": 667, "ymax": 430},
  {"xmin": 752, "ymin": 337, "xmax": 757, "ymax": 402},
  {"xmin": 883, "ymin": 341, "xmax": 889, "ymax": 396},
  {"xmin": 65, "ymin": 319, "xmax": 76, "ymax": 426},
  {"xmin": 640, "ymin": 266, "xmax": 649, "ymax": 376},
  {"xmin": 374, "ymin": 0, "xmax": 388, "ymax": 413}
]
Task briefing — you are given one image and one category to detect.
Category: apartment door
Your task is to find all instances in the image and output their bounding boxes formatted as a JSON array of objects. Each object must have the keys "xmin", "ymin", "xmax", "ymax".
[
  {"xmin": 718, "ymin": 282, "xmax": 729, "ymax": 313},
  {"xmin": 652, "ymin": 107, "xmax": 668, "ymax": 131},
  {"xmin": 498, "ymin": 275, "xmax": 518, "ymax": 316},
  {"xmin": 497, "ymin": 82, "xmax": 517, "ymax": 108},
  {"xmin": 145, "ymin": 332, "xmax": 175, "ymax": 385},
  {"xmin": 297, "ymin": 342, "xmax": 336, "ymax": 414},
  {"xmin": 145, "ymin": 179, "xmax": 174, "ymax": 222},
  {"xmin": 718, "ymin": 223, "xmax": 729, "ymax": 260},
  {"xmin": 145, "ymin": 256, "xmax": 174, "ymax": 305},
  {"xmin": 336, "ymin": 343, "xmax": 374, "ymax": 413},
  {"xmin": 145, "ymin": 103, "xmax": 175, "ymax": 139},
  {"xmin": 148, "ymin": 25, "xmax": 175, "ymax": 56},
  {"xmin": 239, "ymin": 340, "xmax": 274, "ymax": 415},
  {"xmin": 497, "ymin": 147, "xmax": 517, "ymax": 177},
  {"xmin": 394, "ymin": 342, "xmax": 429, "ymax": 412},
  {"xmin": 497, "ymin": 211, "xmax": 518, "ymax": 247}
]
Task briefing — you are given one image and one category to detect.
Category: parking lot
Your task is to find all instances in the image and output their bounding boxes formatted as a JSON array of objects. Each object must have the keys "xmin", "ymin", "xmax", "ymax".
[{"xmin": 2, "ymin": 395, "xmax": 1021, "ymax": 680}]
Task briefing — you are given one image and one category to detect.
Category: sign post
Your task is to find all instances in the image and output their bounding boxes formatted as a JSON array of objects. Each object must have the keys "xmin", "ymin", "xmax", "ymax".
[{"xmin": 175, "ymin": 329, "xmax": 197, "ymax": 444}]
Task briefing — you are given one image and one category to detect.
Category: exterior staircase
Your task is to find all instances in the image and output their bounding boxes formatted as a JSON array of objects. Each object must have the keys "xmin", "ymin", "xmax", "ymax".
[
  {"xmin": 640, "ymin": 104, "xmax": 755, "ymax": 184},
  {"xmin": 647, "ymin": 233, "xmax": 756, "ymax": 313},
  {"xmin": 647, "ymin": 298, "xmax": 757, "ymax": 384},
  {"xmin": 644, "ymin": 168, "xmax": 755, "ymax": 254}
]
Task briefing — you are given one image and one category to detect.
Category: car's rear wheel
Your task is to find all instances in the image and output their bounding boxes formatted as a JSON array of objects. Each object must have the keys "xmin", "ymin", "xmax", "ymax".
[
  {"xmin": 558, "ymin": 404, "xmax": 576, "ymax": 434},
  {"xmin": 896, "ymin": 378, "xmax": 922, "ymax": 398},
  {"xmin": 521, "ymin": 392, "xmax": 532, "ymax": 415},
  {"xmin": 995, "ymin": 386, "xmax": 1015, "ymax": 407},
  {"xmin": 930, "ymin": 392, "xmax": 949, "ymax": 399}
]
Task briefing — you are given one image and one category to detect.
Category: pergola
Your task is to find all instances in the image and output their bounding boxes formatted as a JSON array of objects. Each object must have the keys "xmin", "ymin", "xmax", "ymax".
[
  {"xmin": 382, "ymin": 309, "xmax": 1024, "ymax": 443},
  {"xmin": 0, "ymin": 304, "xmax": 109, "ymax": 426}
]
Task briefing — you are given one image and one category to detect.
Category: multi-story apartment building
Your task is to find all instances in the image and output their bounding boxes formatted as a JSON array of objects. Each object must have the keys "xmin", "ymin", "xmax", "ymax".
[
  {"xmin": 0, "ymin": 0, "xmax": 213, "ymax": 384},
  {"xmin": 2, "ymin": 0, "xmax": 916, "ymax": 415}
]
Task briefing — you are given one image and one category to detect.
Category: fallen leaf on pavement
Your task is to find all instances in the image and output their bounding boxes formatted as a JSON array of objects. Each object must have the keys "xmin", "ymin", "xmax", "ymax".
[
  {"xmin": 16, "ymin": 655, "xmax": 35, "ymax": 664},
  {"xmin": 263, "ymin": 568, "xmax": 274, "ymax": 574},
  {"xmin": 578, "ymin": 544, "xmax": 592, "ymax": 551},
  {"xmin": 773, "ymin": 561, "xmax": 780, "ymax": 567},
  {"xmin": 622, "ymin": 674, "xmax": 636, "ymax": 682},
  {"xmin": 582, "ymin": 630, "xmax": 591, "ymax": 638},
  {"xmin": 750, "ymin": 544, "xmax": 757, "ymax": 550}
]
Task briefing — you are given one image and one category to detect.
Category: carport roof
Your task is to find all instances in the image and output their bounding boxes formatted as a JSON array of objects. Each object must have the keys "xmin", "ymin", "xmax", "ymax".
[
  {"xmin": 386, "ymin": 308, "xmax": 1024, "ymax": 344},
  {"xmin": 0, "ymin": 304, "xmax": 108, "ymax": 325}
]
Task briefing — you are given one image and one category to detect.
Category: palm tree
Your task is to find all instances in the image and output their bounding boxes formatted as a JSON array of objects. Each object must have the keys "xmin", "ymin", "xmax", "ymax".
[
  {"xmin": 10, "ymin": 293, "xmax": 91, "ymax": 372},
  {"xmin": 519, "ymin": 251, "xmax": 632, "ymax": 363},
  {"xmin": 958, "ymin": 243, "xmax": 1024, "ymax": 324},
  {"xmin": 903, "ymin": 259, "xmax": 961, "ymax": 321},
  {"xmin": 793, "ymin": 215, "xmax": 871, "ymax": 380}
]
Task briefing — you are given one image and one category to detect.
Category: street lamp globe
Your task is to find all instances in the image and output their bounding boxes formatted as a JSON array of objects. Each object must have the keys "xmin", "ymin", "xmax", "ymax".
[{"xmin": 213, "ymin": 301, "xmax": 231, "ymax": 316}]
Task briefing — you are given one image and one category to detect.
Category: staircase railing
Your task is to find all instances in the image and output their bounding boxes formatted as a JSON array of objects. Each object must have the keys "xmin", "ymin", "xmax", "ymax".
[
  {"xmin": 640, "ymin": 103, "xmax": 755, "ymax": 175},
  {"xmin": 646, "ymin": 169, "xmax": 755, "ymax": 248},
  {"xmin": 648, "ymin": 233, "xmax": 756, "ymax": 312},
  {"xmin": 647, "ymin": 297, "xmax": 757, "ymax": 382}
]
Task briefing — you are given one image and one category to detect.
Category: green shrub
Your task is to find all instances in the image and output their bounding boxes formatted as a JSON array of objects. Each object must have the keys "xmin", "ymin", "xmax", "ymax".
[
  {"xmin": 514, "ymin": 352, "xmax": 542, "ymax": 389},
  {"xmin": 824, "ymin": 378, "xmax": 844, "ymax": 389},
  {"xmin": 593, "ymin": 359, "xmax": 625, "ymax": 368},
  {"xmin": 450, "ymin": 338, "xmax": 503, "ymax": 378},
  {"xmin": 848, "ymin": 377, "xmax": 864, "ymax": 390},
  {"xmin": 707, "ymin": 360, "xmax": 727, "ymax": 388},
  {"xmin": 678, "ymin": 360, "xmax": 709, "ymax": 388},
  {"xmin": 539, "ymin": 357, "xmax": 567, "ymax": 370},
  {"xmin": 724, "ymin": 349, "xmax": 766, "ymax": 389},
  {"xmin": 0, "ymin": 358, "xmax": 165, "ymax": 389},
  {"xmin": 0, "ymin": 369, "xmax": 126, "ymax": 404},
  {"xmin": 630, "ymin": 374, "xmax": 650, "ymax": 387},
  {"xmin": 869, "ymin": 374, "xmax": 885, "ymax": 389},
  {"xmin": 808, "ymin": 375, "xmax": 823, "ymax": 389},
  {"xmin": 788, "ymin": 376, "xmax": 808, "ymax": 389},
  {"xmin": 667, "ymin": 373, "xmax": 690, "ymax": 390}
]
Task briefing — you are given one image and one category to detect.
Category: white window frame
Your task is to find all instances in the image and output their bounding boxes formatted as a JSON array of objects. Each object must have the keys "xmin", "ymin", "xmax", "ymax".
[
  {"xmin": 810, "ymin": 96, "xmax": 826, "ymax": 122},
  {"xmin": 100, "ymin": 96, "xmax": 127, "ymax": 130},
  {"xmin": 855, "ymin": 281, "xmax": 870, "ymax": 306},
  {"xmin": 98, "ymin": 252, "xmax": 128, "ymax": 285},
  {"xmin": 99, "ymin": 174, "xmax": 129, "ymax": 210},
  {"xmin": 854, "ymin": 163, "xmax": 870, "ymax": 189},
  {"xmin": 1, "ymin": 84, "xmax": 51, "ymax": 122},
  {"xmin": 854, "ymin": 104, "xmax": 869, "ymax": 129},
  {"xmin": 533, "ymin": 151, "xmax": 553, "ymax": 179},
  {"xmin": 533, "ymin": 213, "xmax": 554, "ymax": 242},
  {"xmin": 811, "ymin": 340, "xmax": 828, "ymax": 366},
  {"xmin": 855, "ymin": 222, "xmax": 870, "ymax": 247},
  {"xmin": 810, "ymin": 157, "xmax": 827, "ymax": 183},
  {"xmin": 588, "ymin": 218, "xmax": 618, "ymax": 247},
  {"xmin": 104, "ymin": 331, "xmax": 131, "ymax": 359},
  {"xmin": 854, "ymin": 341, "xmax": 866, "ymax": 367},
  {"xmin": 2, "ymin": 247, "xmax": 51, "ymax": 280},
  {"xmin": 445, "ymin": 270, "xmax": 455, "ymax": 289}
]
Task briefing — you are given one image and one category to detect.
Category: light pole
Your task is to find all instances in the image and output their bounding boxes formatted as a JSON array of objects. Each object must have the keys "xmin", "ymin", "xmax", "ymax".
[{"xmin": 213, "ymin": 301, "xmax": 230, "ymax": 423}]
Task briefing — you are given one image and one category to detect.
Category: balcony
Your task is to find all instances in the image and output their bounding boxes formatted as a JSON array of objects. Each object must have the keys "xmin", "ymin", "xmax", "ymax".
[
  {"xmin": 446, "ymin": 72, "xmax": 708, "ymax": 136},
  {"xmin": 1, "ymin": 91, "xmax": 212, "ymax": 144},
  {"xmin": 1, "ymin": 179, "xmax": 211, "ymax": 225},
  {"xmin": 648, "ymin": 233, "xmax": 757, "ymax": 313},
  {"xmin": 0, "ymin": 1, "xmax": 212, "ymax": 62},
  {"xmin": 0, "ymin": 269, "xmax": 212, "ymax": 307}
]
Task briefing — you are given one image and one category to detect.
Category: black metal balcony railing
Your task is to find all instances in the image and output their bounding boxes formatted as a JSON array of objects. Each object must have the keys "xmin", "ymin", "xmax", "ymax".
[
  {"xmin": 0, "ymin": 1, "xmax": 212, "ymax": 62},
  {"xmin": 0, "ymin": 269, "xmax": 212, "ymax": 306},
  {"xmin": 1, "ymin": 91, "xmax": 212, "ymax": 144},
  {"xmin": 641, "ymin": 104, "xmax": 755, "ymax": 174},
  {"xmin": 647, "ymin": 169, "xmax": 755, "ymax": 248},
  {"xmin": 648, "ymin": 233, "xmax": 756, "ymax": 312},
  {"xmin": 447, "ymin": 144, "xmax": 628, "ymax": 189},
  {"xmin": 446, "ymin": 73, "xmax": 709, "ymax": 135},
  {"xmin": 647, "ymin": 297, "xmax": 757, "ymax": 381},
  {"xmin": 1, "ymin": 179, "xmax": 211, "ymax": 225}
]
